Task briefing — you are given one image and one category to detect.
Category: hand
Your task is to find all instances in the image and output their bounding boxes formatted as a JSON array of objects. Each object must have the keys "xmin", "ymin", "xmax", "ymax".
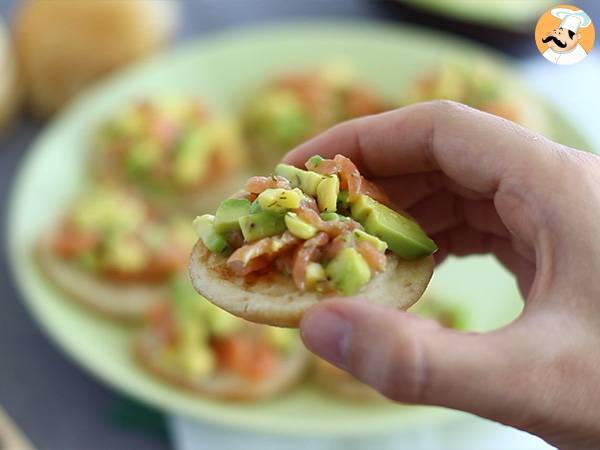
[{"xmin": 284, "ymin": 101, "xmax": 600, "ymax": 449}]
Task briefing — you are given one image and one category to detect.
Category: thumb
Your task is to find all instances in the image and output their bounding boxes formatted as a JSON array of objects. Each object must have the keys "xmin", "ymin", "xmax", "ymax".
[{"xmin": 300, "ymin": 298, "xmax": 536, "ymax": 428}]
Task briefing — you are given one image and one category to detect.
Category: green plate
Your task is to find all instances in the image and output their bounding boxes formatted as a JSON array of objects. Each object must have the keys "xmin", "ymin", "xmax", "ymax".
[
  {"xmin": 6, "ymin": 21, "xmax": 590, "ymax": 436},
  {"xmin": 398, "ymin": 0, "xmax": 554, "ymax": 31}
]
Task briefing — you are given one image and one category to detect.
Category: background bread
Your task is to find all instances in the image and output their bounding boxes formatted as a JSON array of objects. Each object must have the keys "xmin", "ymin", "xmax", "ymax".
[
  {"xmin": 0, "ymin": 18, "xmax": 21, "ymax": 134},
  {"xmin": 36, "ymin": 235, "xmax": 165, "ymax": 322},
  {"xmin": 13, "ymin": 0, "xmax": 178, "ymax": 117},
  {"xmin": 190, "ymin": 241, "xmax": 434, "ymax": 327},
  {"xmin": 133, "ymin": 328, "xmax": 309, "ymax": 400}
]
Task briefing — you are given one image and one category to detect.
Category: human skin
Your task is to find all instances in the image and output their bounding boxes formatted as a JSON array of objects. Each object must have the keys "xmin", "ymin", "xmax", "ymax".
[{"xmin": 284, "ymin": 101, "xmax": 600, "ymax": 449}]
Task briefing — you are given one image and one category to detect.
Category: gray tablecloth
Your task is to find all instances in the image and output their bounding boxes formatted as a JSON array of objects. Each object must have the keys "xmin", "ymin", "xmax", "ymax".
[{"xmin": 1, "ymin": 1, "xmax": 598, "ymax": 449}]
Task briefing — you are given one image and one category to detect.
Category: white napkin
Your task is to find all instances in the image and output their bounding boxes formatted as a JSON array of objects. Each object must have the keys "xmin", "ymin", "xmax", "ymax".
[{"xmin": 170, "ymin": 413, "xmax": 553, "ymax": 450}]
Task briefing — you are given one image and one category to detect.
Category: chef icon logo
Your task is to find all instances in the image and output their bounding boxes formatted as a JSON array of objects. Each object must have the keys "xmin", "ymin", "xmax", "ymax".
[{"xmin": 535, "ymin": 5, "xmax": 595, "ymax": 65}]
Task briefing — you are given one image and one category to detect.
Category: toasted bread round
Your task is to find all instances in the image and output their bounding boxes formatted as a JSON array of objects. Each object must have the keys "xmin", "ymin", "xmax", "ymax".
[
  {"xmin": 312, "ymin": 357, "xmax": 382, "ymax": 402},
  {"xmin": 189, "ymin": 241, "xmax": 434, "ymax": 327},
  {"xmin": 36, "ymin": 236, "xmax": 165, "ymax": 322},
  {"xmin": 133, "ymin": 328, "xmax": 309, "ymax": 400}
]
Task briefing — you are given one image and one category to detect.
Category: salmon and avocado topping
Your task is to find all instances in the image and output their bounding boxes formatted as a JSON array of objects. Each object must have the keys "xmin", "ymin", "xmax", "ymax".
[
  {"xmin": 193, "ymin": 154, "xmax": 437, "ymax": 296},
  {"xmin": 50, "ymin": 186, "xmax": 195, "ymax": 282},
  {"xmin": 145, "ymin": 278, "xmax": 299, "ymax": 380},
  {"xmin": 96, "ymin": 98, "xmax": 244, "ymax": 194}
]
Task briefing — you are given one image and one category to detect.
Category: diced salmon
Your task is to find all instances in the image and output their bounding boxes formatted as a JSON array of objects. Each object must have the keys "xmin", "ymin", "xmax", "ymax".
[
  {"xmin": 245, "ymin": 176, "xmax": 291, "ymax": 194},
  {"xmin": 227, "ymin": 232, "xmax": 300, "ymax": 276},
  {"xmin": 292, "ymin": 232, "xmax": 329, "ymax": 290},
  {"xmin": 356, "ymin": 240, "xmax": 387, "ymax": 271},
  {"xmin": 52, "ymin": 226, "xmax": 99, "ymax": 259},
  {"xmin": 212, "ymin": 336, "xmax": 278, "ymax": 380}
]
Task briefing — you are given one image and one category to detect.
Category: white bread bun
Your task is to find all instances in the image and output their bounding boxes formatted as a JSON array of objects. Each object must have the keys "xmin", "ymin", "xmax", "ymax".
[
  {"xmin": 190, "ymin": 241, "xmax": 434, "ymax": 327},
  {"xmin": 0, "ymin": 18, "xmax": 21, "ymax": 133},
  {"xmin": 13, "ymin": 0, "xmax": 178, "ymax": 117},
  {"xmin": 36, "ymin": 235, "xmax": 165, "ymax": 322},
  {"xmin": 133, "ymin": 328, "xmax": 309, "ymax": 400}
]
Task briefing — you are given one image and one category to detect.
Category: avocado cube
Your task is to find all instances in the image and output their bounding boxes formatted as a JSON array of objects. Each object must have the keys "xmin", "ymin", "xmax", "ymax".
[
  {"xmin": 214, "ymin": 199, "xmax": 251, "ymax": 233},
  {"xmin": 316, "ymin": 175, "xmax": 339, "ymax": 213},
  {"xmin": 275, "ymin": 164, "xmax": 325, "ymax": 196},
  {"xmin": 193, "ymin": 215, "xmax": 230, "ymax": 254},
  {"xmin": 305, "ymin": 155, "xmax": 325, "ymax": 171},
  {"xmin": 238, "ymin": 211, "xmax": 286, "ymax": 242},
  {"xmin": 326, "ymin": 247, "xmax": 371, "ymax": 296},
  {"xmin": 306, "ymin": 262, "xmax": 327, "ymax": 290},
  {"xmin": 285, "ymin": 212, "xmax": 317, "ymax": 239},
  {"xmin": 350, "ymin": 194, "xmax": 379, "ymax": 222},
  {"xmin": 257, "ymin": 188, "xmax": 302, "ymax": 213},
  {"xmin": 353, "ymin": 229, "xmax": 388, "ymax": 253},
  {"xmin": 363, "ymin": 203, "xmax": 437, "ymax": 259}
]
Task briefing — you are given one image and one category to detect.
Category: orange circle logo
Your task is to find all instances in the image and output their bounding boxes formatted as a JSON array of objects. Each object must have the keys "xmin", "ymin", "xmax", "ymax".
[{"xmin": 535, "ymin": 5, "xmax": 595, "ymax": 65}]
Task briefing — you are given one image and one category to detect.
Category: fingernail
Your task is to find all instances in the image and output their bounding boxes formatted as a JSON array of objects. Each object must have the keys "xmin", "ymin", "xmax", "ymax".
[{"xmin": 301, "ymin": 307, "xmax": 351, "ymax": 368}]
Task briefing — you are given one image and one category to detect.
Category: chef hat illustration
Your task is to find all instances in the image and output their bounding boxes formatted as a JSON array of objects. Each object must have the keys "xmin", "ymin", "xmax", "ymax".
[{"xmin": 551, "ymin": 8, "xmax": 592, "ymax": 33}]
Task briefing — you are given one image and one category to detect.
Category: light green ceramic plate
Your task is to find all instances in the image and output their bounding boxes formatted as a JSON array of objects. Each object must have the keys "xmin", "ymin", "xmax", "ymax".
[
  {"xmin": 398, "ymin": 0, "xmax": 554, "ymax": 30},
  {"xmin": 7, "ymin": 22, "xmax": 590, "ymax": 436}
]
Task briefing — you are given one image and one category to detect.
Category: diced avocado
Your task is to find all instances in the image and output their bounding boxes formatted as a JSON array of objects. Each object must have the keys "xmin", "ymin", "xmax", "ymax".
[
  {"xmin": 104, "ymin": 240, "xmax": 146, "ymax": 272},
  {"xmin": 306, "ymin": 262, "xmax": 327, "ymax": 290},
  {"xmin": 125, "ymin": 139, "xmax": 160, "ymax": 175},
  {"xmin": 214, "ymin": 199, "xmax": 251, "ymax": 233},
  {"xmin": 193, "ymin": 215, "xmax": 230, "ymax": 254},
  {"xmin": 305, "ymin": 155, "xmax": 325, "ymax": 171},
  {"xmin": 337, "ymin": 190, "xmax": 350, "ymax": 212},
  {"xmin": 249, "ymin": 200, "xmax": 263, "ymax": 214},
  {"xmin": 206, "ymin": 307, "xmax": 242, "ymax": 337},
  {"xmin": 316, "ymin": 175, "xmax": 339, "ymax": 213},
  {"xmin": 267, "ymin": 327, "xmax": 297, "ymax": 351},
  {"xmin": 325, "ymin": 247, "xmax": 371, "ymax": 296},
  {"xmin": 320, "ymin": 212, "xmax": 340, "ymax": 221},
  {"xmin": 352, "ymin": 197, "xmax": 437, "ymax": 259},
  {"xmin": 238, "ymin": 211, "xmax": 286, "ymax": 242},
  {"xmin": 275, "ymin": 164, "xmax": 325, "ymax": 196},
  {"xmin": 284, "ymin": 212, "xmax": 317, "ymax": 239},
  {"xmin": 257, "ymin": 188, "xmax": 302, "ymax": 213},
  {"xmin": 353, "ymin": 229, "xmax": 388, "ymax": 253},
  {"xmin": 350, "ymin": 194, "xmax": 379, "ymax": 222},
  {"xmin": 320, "ymin": 212, "xmax": 351, "ymax": 222},
  {"xmin": 173, "ymin": 128, "xmax": 213, "ymax": 186}
]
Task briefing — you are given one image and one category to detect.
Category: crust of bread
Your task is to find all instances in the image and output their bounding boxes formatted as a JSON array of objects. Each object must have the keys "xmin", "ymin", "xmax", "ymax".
[
  {"xmin": 35, "ymin": 236, "xmax": 165, "ymax": 322},
  {"xmin": 311, "ymin": 357, "xmax": 383, "ymax": 402},
  {"xmin": 0, "ymin": 19, "xmax": 21, "ymax": 134},
  {"xmin": 132, "ymin": 328, "xmax": 309, "ymax": 400},
  {"xmin": 13, "ymin": 0, "xmax": 177, "ymax": 117},
  {"xmin": 189, "ymin": 241, "xmax": 434, "ymax": 327}
]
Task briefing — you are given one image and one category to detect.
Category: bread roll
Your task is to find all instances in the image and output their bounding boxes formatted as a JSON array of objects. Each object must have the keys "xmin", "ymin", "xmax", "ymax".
[
  {"xmin": 13, "ymin": 0, "xmax": 178, "ymax": 117},
  {"xmin": 0, "ymin": 18, "xmax": 21, "ymax": 133}
]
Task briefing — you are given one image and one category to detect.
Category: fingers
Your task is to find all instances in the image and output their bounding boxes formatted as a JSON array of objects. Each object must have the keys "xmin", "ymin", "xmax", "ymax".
[
  {"xmin": 284, "ymin": 101, "xmax": 556, "ymax": 194},
  {"xmin": 407, "ymin": 191, "xmax": 510, "ymax": 238},
  {"xmin": 301, "ymin": 299, "xmax": 538, "ymax": 428}
]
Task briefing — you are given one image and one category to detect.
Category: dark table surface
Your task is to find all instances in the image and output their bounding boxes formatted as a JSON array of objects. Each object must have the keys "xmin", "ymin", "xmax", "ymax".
[{"xmin": 1, "ymin": 1, "xmax": 599, "ymax": 449}]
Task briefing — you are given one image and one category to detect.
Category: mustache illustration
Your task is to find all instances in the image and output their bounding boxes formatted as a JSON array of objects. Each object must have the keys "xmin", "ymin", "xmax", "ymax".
[{"xmin": 542, "ymin": 35, "xmax": 567, "ymax": 48}]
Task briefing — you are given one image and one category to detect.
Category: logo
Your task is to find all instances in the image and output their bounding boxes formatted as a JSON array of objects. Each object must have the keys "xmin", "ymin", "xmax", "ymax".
[{"xmin": 535, "ymin": 5, "xmax": 595, "ymax": 65}]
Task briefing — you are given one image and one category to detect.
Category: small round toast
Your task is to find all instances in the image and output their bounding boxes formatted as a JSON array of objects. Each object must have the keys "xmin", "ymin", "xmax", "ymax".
[
  {"xmin": 133, "ymin": 328, "xmax": 309, "ymax": 400},
  {"xmin": 189, "ymin": 241, "xmax": 434, "ymax": 327},
  {"xmin": 36, "ymin": 236, "xmax": 165, "ymax": 322}
]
